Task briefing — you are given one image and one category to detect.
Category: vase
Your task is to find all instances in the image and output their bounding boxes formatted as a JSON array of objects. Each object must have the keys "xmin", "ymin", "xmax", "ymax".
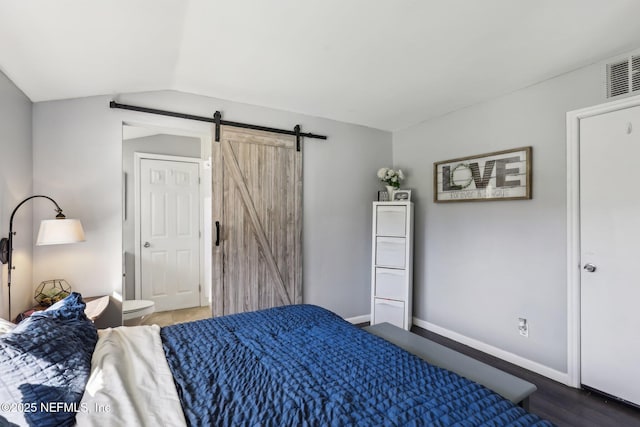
[{"xmin": 386, "ymin": 185, "xmax": 396, "ymax": 201}]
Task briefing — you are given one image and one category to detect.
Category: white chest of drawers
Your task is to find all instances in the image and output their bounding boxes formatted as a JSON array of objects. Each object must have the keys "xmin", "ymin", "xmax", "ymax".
[{"xmin": 371, "ymin": 201, "xmax": 413, "ymax": 330}]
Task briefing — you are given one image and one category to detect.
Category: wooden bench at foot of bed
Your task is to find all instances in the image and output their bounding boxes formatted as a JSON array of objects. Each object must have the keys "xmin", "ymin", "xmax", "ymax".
[{"xmin": 365, "ymin": 323, "xmax": 537, "ymax": 411}]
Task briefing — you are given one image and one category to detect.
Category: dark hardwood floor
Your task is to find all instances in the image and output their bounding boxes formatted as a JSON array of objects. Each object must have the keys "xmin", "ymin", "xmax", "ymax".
[{"xmin": 408, "ymin": 325, "xmax": 640, "ymax": 427}]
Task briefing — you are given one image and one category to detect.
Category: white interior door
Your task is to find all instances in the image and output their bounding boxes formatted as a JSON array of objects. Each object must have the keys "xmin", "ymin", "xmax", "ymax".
[
  {"xmin": 140, "ymin": 158, "xmax": 200, "ymax": 312},
  {"xmin": 580, "ymin": 105, "xmax": 640, "ymax": 406}
]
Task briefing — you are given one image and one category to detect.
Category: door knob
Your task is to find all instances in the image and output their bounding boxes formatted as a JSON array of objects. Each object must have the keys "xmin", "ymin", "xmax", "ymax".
[
  {"xmin": 583, "ymin": 263, "xmax": 597, "ymax": 273},
  {"xmin": 143, "ymin": 242, "xmax": 151, "ymax": 248}
]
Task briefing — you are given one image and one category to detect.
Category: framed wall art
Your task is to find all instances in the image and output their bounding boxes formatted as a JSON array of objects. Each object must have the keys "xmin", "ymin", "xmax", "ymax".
[{"xmin": 434, "ymin": 147, "xmax": 532, "ymax": 203}]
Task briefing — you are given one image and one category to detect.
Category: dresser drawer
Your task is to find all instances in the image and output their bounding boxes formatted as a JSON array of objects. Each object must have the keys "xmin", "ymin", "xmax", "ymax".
[
  {"xmin": 376, "ymin": 205, "xmax": 406, "ymax": 236},
  {"xmin": 375, "ymin": 237, "xmax": 406, "ymax": 268},
  {"xmin": 375, "ymin": 268, "xmax": 405, "ymax": 300},
  {"xmin": 373, "ymin": 298, "xmax": 405, "ymax": 329}
]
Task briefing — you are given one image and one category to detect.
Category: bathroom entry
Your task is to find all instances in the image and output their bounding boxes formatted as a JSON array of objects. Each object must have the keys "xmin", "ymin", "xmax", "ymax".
[
  {"xmin": 137, "ymin": 155, "xmax": 201, "ymax": 312},
  {"xmin": 122, "ymin": 125, "xmax": 212, "ymax": 322}
]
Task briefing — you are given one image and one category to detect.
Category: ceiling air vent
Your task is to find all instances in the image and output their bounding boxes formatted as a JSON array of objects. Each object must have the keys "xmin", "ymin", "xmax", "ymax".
[{"xmin": 606, "ymin": 55, "xmax": 640, "ymax": 98}]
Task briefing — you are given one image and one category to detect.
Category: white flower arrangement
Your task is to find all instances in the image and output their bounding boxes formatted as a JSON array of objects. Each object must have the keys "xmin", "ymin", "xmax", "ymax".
[{"xmin": 377, "ymin": 167, "xmax": 405, "ymax": 189}]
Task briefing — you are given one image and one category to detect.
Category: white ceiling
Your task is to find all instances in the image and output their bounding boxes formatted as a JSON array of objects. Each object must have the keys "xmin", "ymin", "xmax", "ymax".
[{"xmin": 1, "ymin": 0, "xmax": 640, "ymax": 131}]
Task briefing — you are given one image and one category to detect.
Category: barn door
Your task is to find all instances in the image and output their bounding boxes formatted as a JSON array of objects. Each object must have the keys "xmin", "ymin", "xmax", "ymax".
[{"xmin": 212, "ymin": 127, "xmax": 302, "ymax": 316}]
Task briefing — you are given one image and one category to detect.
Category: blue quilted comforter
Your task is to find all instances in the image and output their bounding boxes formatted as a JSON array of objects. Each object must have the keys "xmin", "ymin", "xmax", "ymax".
[{"xmin": 161, "ymin": 305, "xmax": 552, "ymax": 426}]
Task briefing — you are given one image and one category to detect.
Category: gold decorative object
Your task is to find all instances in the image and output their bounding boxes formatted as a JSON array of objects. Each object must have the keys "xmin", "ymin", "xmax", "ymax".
[{"xmin": 34, "ymin": 279, "xmax": 71, "ymax": 306}]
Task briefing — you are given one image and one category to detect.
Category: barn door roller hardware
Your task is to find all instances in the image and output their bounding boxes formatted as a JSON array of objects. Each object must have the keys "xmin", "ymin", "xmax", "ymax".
[{"xmin": 110, "ymin": 101, "xmax": 326, "ymax": 151}]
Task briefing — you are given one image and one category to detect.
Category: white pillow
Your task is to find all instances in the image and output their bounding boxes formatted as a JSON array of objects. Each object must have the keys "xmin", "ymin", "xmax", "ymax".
[{"xmin": 0, "ymin": 318, "xmax": 16, "ymax": 335}]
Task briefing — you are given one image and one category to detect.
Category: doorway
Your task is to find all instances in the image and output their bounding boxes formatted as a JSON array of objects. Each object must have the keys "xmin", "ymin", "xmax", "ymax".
[{"xmin": 122, "ymin": 125, "xmax": 212, "ymax": 321}]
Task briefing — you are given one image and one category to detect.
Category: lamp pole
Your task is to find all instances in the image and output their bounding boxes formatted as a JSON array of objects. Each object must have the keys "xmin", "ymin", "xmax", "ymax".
[{"xmin": 1, "ymin": 195, "xmax": 64, "ymax": 321}]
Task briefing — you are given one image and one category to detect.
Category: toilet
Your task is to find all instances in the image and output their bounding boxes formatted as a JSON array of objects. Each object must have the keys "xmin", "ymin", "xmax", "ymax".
[{"xmin": 123, "ymin": 299, "xmax": 155, "ymax": 326}]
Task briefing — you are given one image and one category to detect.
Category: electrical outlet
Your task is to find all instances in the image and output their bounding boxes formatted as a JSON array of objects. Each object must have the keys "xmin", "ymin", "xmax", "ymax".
[{"xmin": 518, "ymin": 318, "xmax": 528, "ymax": 337}]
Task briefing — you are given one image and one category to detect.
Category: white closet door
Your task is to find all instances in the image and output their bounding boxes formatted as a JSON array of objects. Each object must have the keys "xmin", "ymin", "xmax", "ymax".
[{"xmin": 580, "ymin": 105, "xmax": 640, "ymax": 406}]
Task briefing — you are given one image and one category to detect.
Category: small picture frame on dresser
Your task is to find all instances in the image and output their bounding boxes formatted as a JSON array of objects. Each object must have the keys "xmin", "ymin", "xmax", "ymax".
[
  {"xmin": 393, "ymin": 190, "xmax": 411, "ymax": 201},
  {"xmin": 377, "ymin": 191, "xmax": 390, "ymax": 201}
]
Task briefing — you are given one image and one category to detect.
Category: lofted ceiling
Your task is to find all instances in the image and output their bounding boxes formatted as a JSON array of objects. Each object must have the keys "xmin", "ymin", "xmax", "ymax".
[{"xmin": 1, "ymin": 0, "xmax": 640, "ymax": 131}]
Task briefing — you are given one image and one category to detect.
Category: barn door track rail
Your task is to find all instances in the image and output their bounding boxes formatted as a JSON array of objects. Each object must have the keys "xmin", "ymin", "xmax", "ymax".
[{"xmin": 110, "ymin": 101, "xmax": 327, "ymax": 151}]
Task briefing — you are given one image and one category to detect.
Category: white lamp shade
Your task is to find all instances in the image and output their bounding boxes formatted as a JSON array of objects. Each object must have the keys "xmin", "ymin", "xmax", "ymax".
[{"xmin": 36, "ymin": 219, "xmax": 86, "ymax": 246}]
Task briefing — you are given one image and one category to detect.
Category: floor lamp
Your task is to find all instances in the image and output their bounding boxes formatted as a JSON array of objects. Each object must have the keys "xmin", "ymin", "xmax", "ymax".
[{"xmin": 0, "ymin": 195, "xmax": 85, "ymax": 321}]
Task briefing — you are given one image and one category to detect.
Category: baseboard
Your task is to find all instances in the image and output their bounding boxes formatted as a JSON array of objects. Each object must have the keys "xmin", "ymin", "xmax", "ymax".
[
  {"xmin": 345, "ymin": 314, "xmax": 371, "ymax": 324},
  {"xmin": 413, "ymin": 317, "xmax": 570, "ymax": 386}
]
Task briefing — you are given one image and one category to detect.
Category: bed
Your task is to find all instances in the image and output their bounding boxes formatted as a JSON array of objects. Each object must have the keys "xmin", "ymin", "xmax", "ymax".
[{"xmin": 0, "ymin": 293, "xmax": 554, "ymax": 426}]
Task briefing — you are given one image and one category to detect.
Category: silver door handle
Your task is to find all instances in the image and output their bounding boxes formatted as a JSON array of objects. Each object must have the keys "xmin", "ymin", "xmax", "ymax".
[
  {"xmin": 143, "ymin": 242, "xmax": 151, "ymax": 248},
  {"xmin": 583, "ymin": 263, "xmax": 597, "ymax": 273}
]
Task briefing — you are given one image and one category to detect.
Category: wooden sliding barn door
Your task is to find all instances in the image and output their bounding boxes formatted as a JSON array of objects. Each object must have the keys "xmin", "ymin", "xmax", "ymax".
[{"xmin": 212, "ymin": 127, "xmax": 302, "ymax": 316}]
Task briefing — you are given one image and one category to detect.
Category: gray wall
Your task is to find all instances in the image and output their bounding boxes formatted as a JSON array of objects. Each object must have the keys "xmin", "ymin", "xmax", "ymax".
[
  {"xmin": 32, "ymin": 91, "xmax": 392, "ymax": 319},
  {"xmin": 393, "ymin": 55, "xmax": 617, "ymax": 373},
  {"xmin": 0, "ymin": 70, "xmax": 32, "ymax": 320},
  {"xmin": 122, "ymin": 132, "xmax": 202, "ymax": 300},
  {"xmin": 17, "ymin": 47, "xmax": 638, "ymax": 376}
]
